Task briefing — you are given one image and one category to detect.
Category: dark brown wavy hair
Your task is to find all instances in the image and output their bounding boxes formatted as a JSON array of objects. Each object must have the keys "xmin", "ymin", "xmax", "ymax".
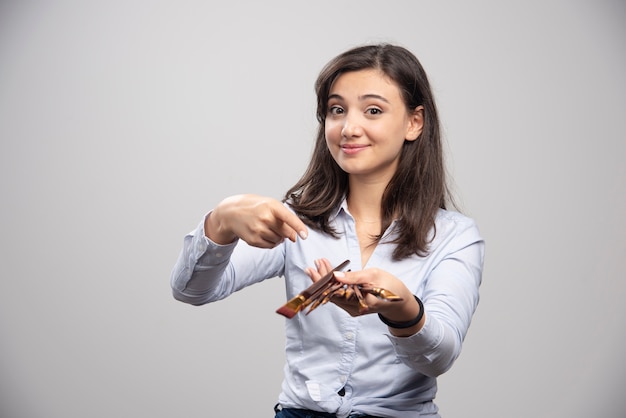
[{"xmin": 284, "ymin": 43, "xmax": 454, "ymax": 260}]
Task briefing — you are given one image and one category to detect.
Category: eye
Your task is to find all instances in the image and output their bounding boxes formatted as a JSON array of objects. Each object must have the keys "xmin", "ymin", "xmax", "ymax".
[
  {"xmin": 366, "ymin": 107, "xmax": 383, "ymax": 116},
  {"xmin": 328, "ymin": 105, "xmax": 344, "ymax": 116}
]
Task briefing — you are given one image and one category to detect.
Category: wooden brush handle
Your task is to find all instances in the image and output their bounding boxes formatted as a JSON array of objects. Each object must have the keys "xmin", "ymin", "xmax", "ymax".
[{"xmin": 299, "ymin": 259, "xmax": 350, "ymax": 299}]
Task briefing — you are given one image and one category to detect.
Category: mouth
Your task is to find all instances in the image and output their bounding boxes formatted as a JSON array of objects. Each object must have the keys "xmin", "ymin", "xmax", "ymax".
[{"xmin": 340, "ymin": 144, "xmax": 369, "ymax": 155}]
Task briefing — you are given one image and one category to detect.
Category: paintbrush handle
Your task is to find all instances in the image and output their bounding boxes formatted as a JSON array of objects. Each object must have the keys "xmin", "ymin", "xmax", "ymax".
[{"xmin": 298, "ymin": 259, "xmax": 350, "ymax": 299}]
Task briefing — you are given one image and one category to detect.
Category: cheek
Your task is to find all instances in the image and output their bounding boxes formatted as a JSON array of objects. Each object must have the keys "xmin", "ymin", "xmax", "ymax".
[{"xmin": 324, "ymin": 123, "xmax": 341, "ymax": 146}]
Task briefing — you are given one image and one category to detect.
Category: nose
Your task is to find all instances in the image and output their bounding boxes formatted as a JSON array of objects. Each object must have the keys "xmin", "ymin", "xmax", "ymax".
[{"xmin": 341, "ymin": 113, "xmax": 363, "ymax": 138}]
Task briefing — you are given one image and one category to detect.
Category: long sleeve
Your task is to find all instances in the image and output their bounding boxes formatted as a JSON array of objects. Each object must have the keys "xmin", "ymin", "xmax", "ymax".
[
  {"xmin": 385, "ymin": 214, "xmax": 485, "ymax": 377},
  {"xmin": 170, "ymin": 216, "xmax": 285, "ymax": 306}
]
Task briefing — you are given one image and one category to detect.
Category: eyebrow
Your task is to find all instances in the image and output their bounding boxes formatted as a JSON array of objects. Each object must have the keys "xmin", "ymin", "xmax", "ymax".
[{"xmin": 327, "ymin": 93, "xmax": 390, "ymax": 104}]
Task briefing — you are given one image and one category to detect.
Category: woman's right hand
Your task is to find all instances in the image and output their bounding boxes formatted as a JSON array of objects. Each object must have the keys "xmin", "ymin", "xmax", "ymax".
[{"xmin": 204, "ymin": 194, "xmax": 308, "ymax": 248}]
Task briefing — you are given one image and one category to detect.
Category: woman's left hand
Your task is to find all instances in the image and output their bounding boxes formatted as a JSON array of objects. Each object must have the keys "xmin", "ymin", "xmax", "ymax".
[{"xmin": 305, "ymin": 258, "xmax": 421, "ymax": 322}]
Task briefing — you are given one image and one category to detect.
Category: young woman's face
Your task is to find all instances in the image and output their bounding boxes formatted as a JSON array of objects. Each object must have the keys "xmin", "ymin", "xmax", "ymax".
[{"xmin": 325, "ymin": 69, "xmax": 423, "ymax": 183}]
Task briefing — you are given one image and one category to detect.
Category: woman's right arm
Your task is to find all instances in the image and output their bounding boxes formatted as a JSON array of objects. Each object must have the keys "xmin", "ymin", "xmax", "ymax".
[
  {"xmin": 170, "ymin": 195, "xmax": 308, "ymax": 306},
  {"xmin": 169, "ymin": 213, "xmax": 240, "ymax": 305}
]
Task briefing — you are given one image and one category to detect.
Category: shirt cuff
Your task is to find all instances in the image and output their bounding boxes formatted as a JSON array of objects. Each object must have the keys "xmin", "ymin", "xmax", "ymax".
[
  {"xmin": 384, "ymin": 313, "xmax": 444, "ymax": 361},
  {"xmin": 192, "ymin": 214, "xmax": 238, "ymax": 266}
]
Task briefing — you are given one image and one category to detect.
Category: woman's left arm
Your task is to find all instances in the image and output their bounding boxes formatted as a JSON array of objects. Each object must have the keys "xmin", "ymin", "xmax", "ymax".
[{"xmin": 387, "ymin": 222, "xmax": 485, "ymax": 377}]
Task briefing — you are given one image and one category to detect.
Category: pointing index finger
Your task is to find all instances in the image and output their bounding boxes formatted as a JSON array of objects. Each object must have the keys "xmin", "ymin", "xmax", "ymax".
[{"xmin": 274, "ymin": 203, "xmax": 308, "ymax": 241}]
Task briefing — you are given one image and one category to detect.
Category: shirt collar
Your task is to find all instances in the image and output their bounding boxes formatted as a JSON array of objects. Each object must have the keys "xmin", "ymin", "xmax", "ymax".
[{"xmin": 330, "ymin": 196, "xmax": 349, "ymax": 222}]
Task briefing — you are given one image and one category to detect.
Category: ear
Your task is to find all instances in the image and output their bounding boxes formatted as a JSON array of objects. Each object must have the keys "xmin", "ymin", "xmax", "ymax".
[{"xmin": 405, "ymin": 105, "xmax": 424, "ymax": 141}]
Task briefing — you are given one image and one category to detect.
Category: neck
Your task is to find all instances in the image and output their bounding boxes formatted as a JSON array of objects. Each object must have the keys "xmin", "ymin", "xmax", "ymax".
[{"xmin": 347, "ymin": 176, "xmax": 388, "ymax": 222}]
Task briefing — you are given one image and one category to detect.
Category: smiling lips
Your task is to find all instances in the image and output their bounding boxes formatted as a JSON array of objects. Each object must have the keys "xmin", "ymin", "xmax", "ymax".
[{"xmin": 340, "ymin": 143, "xmax": 370, "ymax": 155}]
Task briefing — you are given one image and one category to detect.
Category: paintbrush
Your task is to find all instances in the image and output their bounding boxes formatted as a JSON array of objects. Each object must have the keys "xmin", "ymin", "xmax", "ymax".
[{"xmin": 276, "ymin": 259, "xmax": 350, "ymax": 318}]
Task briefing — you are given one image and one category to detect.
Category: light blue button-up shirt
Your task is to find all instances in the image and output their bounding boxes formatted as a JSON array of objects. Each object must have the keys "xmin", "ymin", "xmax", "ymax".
[{"xmin": 171, "ymin": 200, "xmax": 484, "ymax": 418}]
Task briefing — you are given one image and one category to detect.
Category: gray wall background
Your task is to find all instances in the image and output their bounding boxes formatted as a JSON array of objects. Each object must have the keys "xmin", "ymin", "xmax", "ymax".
[{"xmin": 1, "ymin": 1, "xmax": 624, "ymax": 417}]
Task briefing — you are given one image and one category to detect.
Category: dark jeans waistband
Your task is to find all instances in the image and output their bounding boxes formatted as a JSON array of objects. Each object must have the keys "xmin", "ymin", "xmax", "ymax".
[{"xmin": 274, "ymin": 404, "xmax": 380, "ymax": 418}]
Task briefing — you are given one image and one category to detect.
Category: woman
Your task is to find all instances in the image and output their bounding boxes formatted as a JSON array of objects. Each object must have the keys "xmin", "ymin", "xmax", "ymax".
[{"xmin": 171, "ymin": 43, "xmax": 485, "ymax": 418}]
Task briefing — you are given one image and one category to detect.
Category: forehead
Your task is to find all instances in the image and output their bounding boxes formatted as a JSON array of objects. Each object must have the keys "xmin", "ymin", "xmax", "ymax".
[{"xmin": 329, "ymin": 69, "xmax": 402, "ymax": 100}]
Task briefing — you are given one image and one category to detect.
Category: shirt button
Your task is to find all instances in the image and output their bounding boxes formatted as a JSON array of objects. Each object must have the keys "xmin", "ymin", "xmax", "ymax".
[
  {"xmin": 215, "ymin": 252, "xmax": 223, "ymax": 257},
  {"xmin": 344, "ymin": 332, "xmax": 354, "ymax": 341}
]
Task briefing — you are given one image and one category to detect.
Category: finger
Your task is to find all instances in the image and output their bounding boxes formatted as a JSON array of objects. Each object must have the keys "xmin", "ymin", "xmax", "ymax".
[
  {"xmin": 333, "ymin": 269, "xmax": 379, "ymax": 286},
  {"xmin": 245, "ymin": 235, "xmax": 283, "ymax": 249},
  {"xmin": 333, "ymin": 270, "xmax": 356, "ymax": 284},
  {"xmin": 306, "ymin": 258, "xmax": 332, "ymax": 284},
  {"xmin": 271, "ymin": 221, "xmax": 301, "ymax": 244},
  {"xmin": 315, "ymin": 258, "xmax": 333, "ymax": 276},
  {"xmin": 305, "ymin": 267, "xmax": 322, "ymax": 282},
  {"xmin": 258, "ymin": 228, "xmax": 285, "ymax": 245},
  {"xmin": 271, "ymin": 204, "xmax": 309, "ymax": 242}
]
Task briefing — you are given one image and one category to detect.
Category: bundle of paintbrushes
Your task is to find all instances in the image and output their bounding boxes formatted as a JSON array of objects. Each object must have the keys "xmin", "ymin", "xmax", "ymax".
[{"xmin": 276, "ymin": 260, "xmax": 403, "ymax": 318}]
